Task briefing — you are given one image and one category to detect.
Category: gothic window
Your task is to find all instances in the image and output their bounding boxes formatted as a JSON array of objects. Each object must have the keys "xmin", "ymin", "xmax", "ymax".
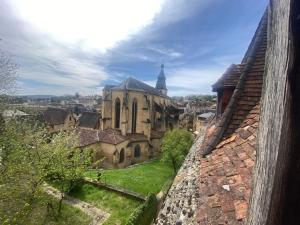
[
  {"xmin": 132, "ymin": 99, "xmax": 138, "ymax": 133},
  {"xmin": 119, "ymin": 148, "xmax": 125, "ymax": 163},
  {"xmin": 115, "ymin": 98, "xmax": 121, "ymax": 129},
  {"xmin": 134, "ymin": 145, "xmax": 141, "ymax": 158}
]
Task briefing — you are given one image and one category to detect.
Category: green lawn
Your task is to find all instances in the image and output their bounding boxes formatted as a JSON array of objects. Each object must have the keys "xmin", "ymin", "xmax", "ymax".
[
  {"xmin": 1, "ymin": 193, "xmax": 91, "ymax": 225},
  {"xmin": 70, "ymin": 184, "xmax": 142, "ymax": 225},
  {"xmin": 85, "ymin": 159, "xmax": 174, "ymax": 195}
]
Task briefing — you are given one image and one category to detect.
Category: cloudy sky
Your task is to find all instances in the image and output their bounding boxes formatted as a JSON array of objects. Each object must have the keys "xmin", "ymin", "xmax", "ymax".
[{"xmin": 0, "ymin": 0, "xmax": 267, "ymax": 96}]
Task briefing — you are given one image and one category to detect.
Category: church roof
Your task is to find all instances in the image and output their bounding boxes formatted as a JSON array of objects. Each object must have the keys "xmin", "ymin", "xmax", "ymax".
[
  {"xmin": 112, "ymin": 77, "xmax": 166, "ymax": 97},
  {"xmin": 78, "ymin": 112, "xmax": 101, "ymax": 129},
  {"xmin": 156, "ymin": 64, "xmax": 167, "ymax": 90}
]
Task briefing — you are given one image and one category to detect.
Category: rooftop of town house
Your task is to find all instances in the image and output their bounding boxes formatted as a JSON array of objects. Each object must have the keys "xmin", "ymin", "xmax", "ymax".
[
  {"xmin": 43, "ymin": 107, "xmax": 71, "ymax": 125},
  {"xmin": 78, "ymin": 112, "xmax": 101, "ymax": 129}
]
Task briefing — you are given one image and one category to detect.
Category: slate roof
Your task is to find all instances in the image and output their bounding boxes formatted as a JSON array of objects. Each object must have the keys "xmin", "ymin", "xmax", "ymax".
[
  {"xmin": 78, "ymin": 112, "xmax": 101, "ymax": 129},
  {"xmin": 79, "ymin": 128, "xmax": 128, "ymax": 147},
  {"xmin": 212, "ymin": 64, "xmax": 245, "ymax": 91},
  {"xmin": 43, "ymin": 108, "xmax": 70, "ymax": 125},
  {"xmin": 197, "ymin": 11, "xmax": 267, "ymax": 224},
  {"xmin": 156, "ymin": 64, "xmax": 167, "ymax": 90},
  {"xmin": 112, "ymin": 77, "xmax": 167, "ymax": 97}
]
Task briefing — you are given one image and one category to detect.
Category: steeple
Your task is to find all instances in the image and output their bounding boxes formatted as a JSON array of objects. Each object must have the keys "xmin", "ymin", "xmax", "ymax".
[{"xmin": 155, "ymin": 64, "xmax": 168, "ymax": 95}]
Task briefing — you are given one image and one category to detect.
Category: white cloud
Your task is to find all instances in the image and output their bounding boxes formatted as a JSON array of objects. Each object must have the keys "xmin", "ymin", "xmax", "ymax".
[
  {"xmin": 167, "ymin": 67, "xmax": 223, "ymax": 89},
  {"xmin": 157, "ymin": 0, "xmax": 220, "ymax": 25},
  {"xmin": 144, "ymin": 65, "xmax": 226, "ymax": 96},
  {"xmin": 148, "ymin": 46, "xmax": 182, "ymax": 58},
  {"xmin": 9, "ymin": 0, "xmax": 165, "ymax": 52},
  {"xmin": 1, "ymin": 0, "xmax": 224, "ymax": 96},
  {"xmin": 166, "ymin": 66, "xmax": 225, "ymax": 96},
  {"xmin": 17, "ymin": 81, "xmax": 104, "ymax": 96}
]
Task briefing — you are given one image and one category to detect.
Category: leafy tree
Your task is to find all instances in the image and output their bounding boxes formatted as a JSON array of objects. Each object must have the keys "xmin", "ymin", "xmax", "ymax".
[
  {"xmin": 44, "ymin": 131, "xmax": 91, "ymax": 213},
  {"xmin": 161, "ymin": 129, "xmax": 194, "ymax": 174},
  {"xmin": 0, "ymin": 119, "xmax": 46, "ymax": 224},
  {"xmin": 0, "ymin": 120, "xmax": 91, "ymax": 222}
]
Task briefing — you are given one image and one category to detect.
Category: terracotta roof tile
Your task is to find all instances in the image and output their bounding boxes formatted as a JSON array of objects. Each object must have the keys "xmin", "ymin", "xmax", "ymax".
[
  {"xmin": 197, "ymin": 10, "xmax": 267, "ymax": 224},
  {"xmin": 79, "ymin": 128, "xmax": 128, "ymax": 146}
]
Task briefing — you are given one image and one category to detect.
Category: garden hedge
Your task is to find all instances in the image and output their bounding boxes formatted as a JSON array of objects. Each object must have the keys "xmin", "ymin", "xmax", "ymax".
[{"xmin": 126, "ymin": 193, "xmax": 158, "ymax": 225}]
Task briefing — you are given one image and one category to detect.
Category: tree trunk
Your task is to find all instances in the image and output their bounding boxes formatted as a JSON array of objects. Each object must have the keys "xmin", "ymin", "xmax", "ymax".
[{"xmin": 58, "ymin": 193, "xmax": 64, "ymax": 214}]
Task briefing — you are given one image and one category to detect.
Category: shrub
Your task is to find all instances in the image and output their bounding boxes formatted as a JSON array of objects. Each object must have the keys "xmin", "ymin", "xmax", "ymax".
[
  {"xmin": 161, "ymin": 129, "xmax": 194, "ymax": 174},
  {"xmin": 126, "ymin": 194, "xmax": 158, "ymax": 225}
]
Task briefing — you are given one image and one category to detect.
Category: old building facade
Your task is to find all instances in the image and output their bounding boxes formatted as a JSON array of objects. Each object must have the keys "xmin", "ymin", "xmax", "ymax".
[{"xmin": 80, "ymin": 65, "xmax": 180, "ymax": 168}]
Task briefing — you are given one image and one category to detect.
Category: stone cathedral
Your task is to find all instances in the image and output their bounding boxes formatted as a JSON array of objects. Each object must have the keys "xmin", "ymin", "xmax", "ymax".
[{"xmin": 79, "ymin": 65, "xmax": 180, "ymax": 168}]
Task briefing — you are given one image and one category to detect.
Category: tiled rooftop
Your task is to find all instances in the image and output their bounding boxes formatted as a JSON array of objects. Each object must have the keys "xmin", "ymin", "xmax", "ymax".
[
  {"xmin": 212, "ymin": 64, "xmax": 245, "ymax": 92},
  {"xmin": 197, "ymin": 11, "xmax": 267, "ymax": 224},
  {"xmin": 198, "ymin": 105, "xmax": 259, "ymax": 224}
]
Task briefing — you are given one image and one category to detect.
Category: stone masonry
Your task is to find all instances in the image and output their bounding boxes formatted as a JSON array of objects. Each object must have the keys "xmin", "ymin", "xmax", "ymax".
[{"xmin": 154, "ymin": 129, "xmax": 205, "ymax": 225}]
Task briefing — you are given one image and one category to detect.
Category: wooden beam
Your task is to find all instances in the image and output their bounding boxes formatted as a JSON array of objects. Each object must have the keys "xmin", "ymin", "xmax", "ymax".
[{"xmin": 247, "ymin": 1, "xmax": 293, "ymax": 224}]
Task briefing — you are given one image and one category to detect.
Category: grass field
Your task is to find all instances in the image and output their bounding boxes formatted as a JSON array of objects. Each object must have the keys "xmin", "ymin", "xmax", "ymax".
[
  {"xmin": 85, "ymin": 159, "xmax": 174, "ymax": 195},
  {"xmin": 70, "ymin": 184, "xmax": 142, "ymax": 225}
]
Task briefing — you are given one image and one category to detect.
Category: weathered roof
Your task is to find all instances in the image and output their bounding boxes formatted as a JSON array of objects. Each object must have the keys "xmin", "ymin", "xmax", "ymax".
[
  {"xmin": 197, "ymin": 11, "xmax": 268, "ymax": 224},
  {"xmin": 78, "ymin": 112, "xmax": 101, "ymax": 129},
  {"xmin": 79, "ymin": 128, "xmax": 128, "ymax": 147},
  {"xmin": 156, "ymin": 64, "xmax": 167, "ymax": 90},
  {"xmin": 198, "ymin": 105, "xmax": 259, "ymax": 224},
  {"xmin": 112, "ymin": 77, "xmax": 167, "ymax": 97},
  {"xmin": 43, "ymin": 108, "xmax": 70, "ymax": 125},
  {"xmin": 212, "ymin": 64, "xmax": 245, "ymax": 91}
]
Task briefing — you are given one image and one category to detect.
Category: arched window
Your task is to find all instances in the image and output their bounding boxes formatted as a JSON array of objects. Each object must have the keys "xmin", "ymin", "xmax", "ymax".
[
  {"xmin": 132, "ymin": 99, "xmax": 138, "ymax": 133},
  {"xmin": 115, "ymin": 98, "xmax": 121, "ymax": 129},
  {"xmin": 119, "ymin": 148, "xmax": 125, "ymax": 163},
  {"xmin": 134, "ymin": 145, "xmax": 141, "ymax": 158}
]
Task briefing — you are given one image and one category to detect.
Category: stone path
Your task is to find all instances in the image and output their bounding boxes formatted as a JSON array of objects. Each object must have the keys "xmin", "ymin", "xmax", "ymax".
[
  {"xmin": 43, "ymin": 184, "xmax": 110, "ymax": 225},
  {"xmin": 154, "ymin": 129, "xmax": 205, "ymax": 225}
]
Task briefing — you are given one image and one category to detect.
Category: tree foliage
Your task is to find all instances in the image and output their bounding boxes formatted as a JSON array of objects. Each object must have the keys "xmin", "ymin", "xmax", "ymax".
[
  {"xmin": 0, "ymin": 119, "xmax": 91, "ymax": 223},
  {"xmin": 161, "ymin": 129, "xmax": 194, "ymax": 174},
  {"xmin": 44, "ymin": 132, "xmax": 91, "ymax": 213}
]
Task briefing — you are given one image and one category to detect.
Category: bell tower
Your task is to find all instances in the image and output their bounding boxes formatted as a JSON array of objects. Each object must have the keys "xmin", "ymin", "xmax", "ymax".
[{"xmin": 155, "ymin": 64, "xmax": 168, "ymax": 95}]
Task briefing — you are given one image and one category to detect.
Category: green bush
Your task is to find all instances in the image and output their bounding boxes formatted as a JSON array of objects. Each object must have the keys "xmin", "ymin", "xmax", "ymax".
[
  {"xmin": 161, "ymin": 129, "xmax": 194, "ymax": 174},
  {"xmin": 126, "ymin": 194, "xmax": 158, "ymax": 225}
]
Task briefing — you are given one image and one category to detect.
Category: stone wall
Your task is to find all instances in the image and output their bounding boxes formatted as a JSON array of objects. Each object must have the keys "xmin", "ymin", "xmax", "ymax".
[{"xmin": 154, "ymin": 129, "xmax": 205, "ymax": 225}]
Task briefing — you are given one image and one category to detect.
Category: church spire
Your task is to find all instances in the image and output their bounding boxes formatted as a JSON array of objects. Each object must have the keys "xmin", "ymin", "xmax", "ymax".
[{"xmin": 155, "ymin": 64, "xmax": 168, "ymax": 95}]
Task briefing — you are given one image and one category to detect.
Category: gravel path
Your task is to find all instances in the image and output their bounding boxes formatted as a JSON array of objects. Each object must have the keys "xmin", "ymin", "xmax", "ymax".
[{"xmin": 43, "ymin": 184, "xmax": 110, "ymax": 225}]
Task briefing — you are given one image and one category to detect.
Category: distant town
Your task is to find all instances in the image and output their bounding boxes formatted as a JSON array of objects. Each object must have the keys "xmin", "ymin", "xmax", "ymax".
[{"xmin": 2, "ymin": 93, "xmax": 216, "ymax": 133}]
